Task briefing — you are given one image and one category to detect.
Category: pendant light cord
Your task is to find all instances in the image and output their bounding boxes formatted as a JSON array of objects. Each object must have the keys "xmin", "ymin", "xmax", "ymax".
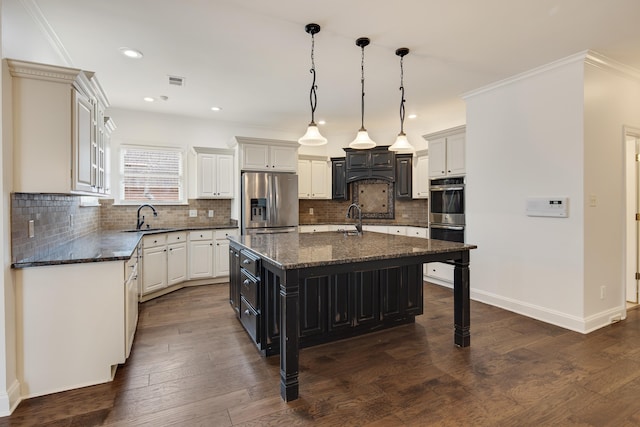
[
  {"xmin": 399, "ymin": 54, "xmax": 406, "ymax": 134},
  {"xmin": 359, "ymin": 44, "xmax": 366, "ymax": 131},
  {"xmin": 308, "ymin": 32, "xmax": 318, "ymax": 125}
]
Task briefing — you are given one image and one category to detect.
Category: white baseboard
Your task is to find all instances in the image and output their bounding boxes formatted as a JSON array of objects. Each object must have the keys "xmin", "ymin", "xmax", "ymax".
[
  {"xmin": 470, "ymin": 287, "xmax": 626, "ymax": 334},
  {"xmin": 0, "ymin": 379, "xmax": 22, "ymax": 416}
]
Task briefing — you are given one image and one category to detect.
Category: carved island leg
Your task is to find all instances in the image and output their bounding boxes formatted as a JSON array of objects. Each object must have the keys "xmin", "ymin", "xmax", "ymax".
[
  {"xmin": 453, "ymin": 251, "xmax": 471, "ymax": 347},
  {"xmin": 279, "ymin": 269, "xmax": 300, "ymax": 401}
]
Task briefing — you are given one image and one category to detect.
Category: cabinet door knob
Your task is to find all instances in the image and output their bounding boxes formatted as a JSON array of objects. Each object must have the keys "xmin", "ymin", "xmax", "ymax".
[
  {"xmin": 243, "ymin": 279, "xmax": 250, "ymax": 285},
  {"xmin": 244, "ymin": 309, "xmax": 251, "ymax": 316},
  {"xmin": 242, "ymin": 259, "xmax": 250, "ymax": 264}
]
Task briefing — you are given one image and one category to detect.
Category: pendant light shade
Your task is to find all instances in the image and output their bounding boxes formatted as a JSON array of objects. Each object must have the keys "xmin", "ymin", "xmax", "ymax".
[
  {"xmin": 299, "ymin": 23, "xmax": 327, "ymax": 146},
  {"xmin": 349, "ymin": 37, "xmax": 376, "ymax": 150},
  {"xmin": 389, "ymin": 47, "xmax": 415, "ymax": 153}
]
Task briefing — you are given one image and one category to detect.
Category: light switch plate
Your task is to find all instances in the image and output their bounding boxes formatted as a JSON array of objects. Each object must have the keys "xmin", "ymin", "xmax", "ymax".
[
  {"xmin": 189, "ymin": 209, "xmax": 197, "ymax": 217},
  {"xmin": 28, "ymin": 220, "xmax": 34, "ymax": 238},
  {"xmin": 208, "ymin": 210, "xmax": 214, "ymax": 217}
]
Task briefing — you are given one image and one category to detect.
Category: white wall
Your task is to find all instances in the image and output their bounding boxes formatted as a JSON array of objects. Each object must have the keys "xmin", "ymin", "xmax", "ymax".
[
  {"xmin": 464, "ymin": 52, "xmax": 640, "ymax": 333},
  {"xmin": 0, "ymin": 0, "xmax": 22, "ymax": 415},
  {"xmin": 583, "ymin": 60, "xmax": 640, "ymax": 322}
]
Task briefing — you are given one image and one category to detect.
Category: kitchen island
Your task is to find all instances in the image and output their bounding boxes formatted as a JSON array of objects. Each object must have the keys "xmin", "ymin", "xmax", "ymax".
[{"xmin": 228, "ymin": 231, "xmax": 477, "ymax": 401}]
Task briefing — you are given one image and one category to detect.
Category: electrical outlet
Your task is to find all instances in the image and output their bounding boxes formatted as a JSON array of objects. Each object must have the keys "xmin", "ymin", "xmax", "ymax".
[
  {"xmin": 189, "ymin": 209, "xmax": 197, "ymax": 218},
  {"xmin": 589, "ymin": 194, "xmax": 597, "ymax": 207},
  {"xmin": 600, "ymin": 285, "xmax": 606, "ymax": 299},
  {"xmin": 208, "ymin": 210, "xmax": 214, "ymax": 217},
  {"xmin": 309, "ymin": 208, "xmax": 314, "ymax": 215},
  {"xmin": 69, "ymin": 214, "xmax": 74, "ymax": 229},
  {"xmin": 28, "ymin": 220, "xmax": 34, "ymax": 238}
]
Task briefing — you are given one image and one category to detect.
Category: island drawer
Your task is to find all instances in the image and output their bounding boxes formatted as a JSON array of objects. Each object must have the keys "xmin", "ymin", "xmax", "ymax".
[
  {"xmin": 240, "ymin": 270, "xmax": 259, "ymax": 308},
  {"xmin": 240, "ymin": 297, "xmax": 259, "ymax": 344},
  {"xmin": 240, "ymin": 250, "xmax": 260, "ymax": 278}
]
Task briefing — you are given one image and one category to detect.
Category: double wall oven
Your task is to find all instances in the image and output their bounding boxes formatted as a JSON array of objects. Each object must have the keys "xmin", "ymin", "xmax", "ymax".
[{"xmin": 429, "ymin": 177, "xmax": 465, "ymax": 243}]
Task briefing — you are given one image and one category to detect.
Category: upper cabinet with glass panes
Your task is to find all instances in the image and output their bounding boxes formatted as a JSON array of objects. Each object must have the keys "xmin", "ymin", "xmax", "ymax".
[{"xmin": 8, "ymin": 59, "xmax": 111, "ymax": 195}]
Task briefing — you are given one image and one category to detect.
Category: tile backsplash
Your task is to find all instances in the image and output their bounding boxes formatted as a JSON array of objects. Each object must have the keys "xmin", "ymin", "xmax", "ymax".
[
  {"xmin": 99, "ymin": 199, "xmax": 234, "ymax": 230},
  {"xmin": 299, "ymin": 198, "xmax": 428, "ymax": 227},
  {"xmin": 10, "ymin": 194, "xmax": 235, "ymax": 263},
  {"xmin": 11, "ymin": 193, "xmax": 100, "ymax": 263}
]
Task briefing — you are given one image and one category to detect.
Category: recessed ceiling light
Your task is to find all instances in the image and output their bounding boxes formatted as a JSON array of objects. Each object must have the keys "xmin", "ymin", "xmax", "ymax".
[
  {"xmin": 211, "ymin": 107, "xmax": 222, "ymax": 111},
  {"xmin": 408, "ymin": 114, "xmax": 417, "ymax": 119},
  {"xmin": 120, "ymin": 47, "xmax": 144, "ymax": 59},
  {"xmin": 143, "ymin": 97, "xmax": 155, "ymax": 102}
]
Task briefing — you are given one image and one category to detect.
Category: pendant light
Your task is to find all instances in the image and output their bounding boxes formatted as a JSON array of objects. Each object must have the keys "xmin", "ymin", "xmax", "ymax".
[
  {"xmin": 389, "ymin": 48, "xmax": 415, "ymax": 153},
  {"xmin": 298, "ymin": 23, "xmax": 327, "ymax": 146},
  {"xmin": 349, "ymin": 37, "xmax": 376, "ymax": 149}
]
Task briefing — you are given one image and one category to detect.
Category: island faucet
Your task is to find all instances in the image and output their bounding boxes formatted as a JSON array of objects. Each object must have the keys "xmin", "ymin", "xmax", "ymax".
[
  {"xmin": 346, "ymin": 203, "xmax": 363, "ymax": 234},
  {"xmin": 136, "ymin": 204, "xmax": 158, "ymax": 230}
]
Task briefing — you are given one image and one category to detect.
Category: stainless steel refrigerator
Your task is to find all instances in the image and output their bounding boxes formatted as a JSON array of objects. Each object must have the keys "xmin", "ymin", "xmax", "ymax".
[{"xmin": 241, "ymin": 172, "xmax": 299, "ymax": 235}]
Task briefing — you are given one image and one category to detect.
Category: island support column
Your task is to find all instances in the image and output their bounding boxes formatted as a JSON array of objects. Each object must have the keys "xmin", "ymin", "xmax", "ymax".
[
  {"xmin": 279, "ymin": 269, "xmax": 300, "ymax": 401},
  {"xmin": 453, "ymin": 250, "xmax": 471, "ymax": 347}
]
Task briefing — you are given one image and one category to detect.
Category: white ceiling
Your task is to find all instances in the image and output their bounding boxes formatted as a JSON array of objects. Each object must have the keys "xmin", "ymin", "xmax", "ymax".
[{"xmin": 4, "ymin": 0, "xmax": 640, "ymax": 137}]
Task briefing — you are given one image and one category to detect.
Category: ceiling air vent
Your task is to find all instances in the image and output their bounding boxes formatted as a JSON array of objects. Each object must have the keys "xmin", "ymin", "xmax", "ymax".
[{"xmin": 168, "ymin": 75, "xmax": 185, "ymax": 86}]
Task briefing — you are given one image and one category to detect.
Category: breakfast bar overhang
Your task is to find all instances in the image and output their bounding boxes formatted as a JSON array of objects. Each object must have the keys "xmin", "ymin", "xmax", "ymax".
[{"xmin": 228, "ymin": 231, "xmax": 477, "ymax": 402}]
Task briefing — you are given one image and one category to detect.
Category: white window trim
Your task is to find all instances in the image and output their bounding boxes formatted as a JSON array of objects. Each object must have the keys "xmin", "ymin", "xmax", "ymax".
[{"xmin": 117, "ymin": 144, "xmax": 187, "ymax": 205}]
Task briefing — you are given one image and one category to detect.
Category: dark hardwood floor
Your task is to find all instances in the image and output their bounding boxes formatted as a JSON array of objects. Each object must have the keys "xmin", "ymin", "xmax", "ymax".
[{"xmin": 2, "ymin": 282, "xmax": 640, "ymax": 426}]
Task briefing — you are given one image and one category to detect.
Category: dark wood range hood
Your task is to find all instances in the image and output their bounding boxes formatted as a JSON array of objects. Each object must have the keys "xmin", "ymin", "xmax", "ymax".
[{"xmin": 344, "ymin": 145, "xmax": 395, "ymax": 183}]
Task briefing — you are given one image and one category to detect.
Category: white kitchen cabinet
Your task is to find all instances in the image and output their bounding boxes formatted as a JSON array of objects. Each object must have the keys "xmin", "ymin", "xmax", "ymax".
[
  {"xmin": 362, "ymin": 225, "xmax": 389, "ymax": 234},
  {"xmin": 299, "ymin": 225, "xmax": 330, "ymax": 233},
  {"xmin": 16, "ymin": 261, "xmax": 126, "ymax": 397},
  {"xmin": 425, "ymin": 262, "xmax": 454, "ymax": 284},
  {"xmin": 141, "ymin": 232, "xmax": 191, "ymax": 295},
  {"xmin": 388, "ymin": 226, "xmax": 407, "ymax": 235},
  {"xmin": 425, "ymin": 126, "xmax": 466, "ymax": 178},
  {"xmin": 238, "ymin": 138, "xmax": 298, "ymax": 172},
  {"xmin": 412, "ymin": 150, "xmax": 429, "ymax": 198},
  {"xmin": 167, "ymin": 237, "xmax": 187, "ymax": 286},
  {"xmin": 214, "ymin": 229, "xmax": 238, "ymax": 277},
  {"xmin": 124, "ymin": 248, "xmax": 139, "ymax": 358},
  {"xmin": 188, "ymin": 230, "xmax": 214, "ymax": 279},
  {"xmin": 187, "ymin": 229, "xmax": 238, "ymax": 279},
  {"xmin": 141, "ymin": 244, "xmax": 167, "ymax": 295},
  {"xmin": 8, "ymin": 59, "xmax": 110, "ymax": 195},
  {"xmin": 406, "ymin": 226, "xmax": 428, "ymax": 238},
  {"xmin": 298, "ymin": 156, "xmax": 330, "ymax": 199},
  {"xmin": 193, "ymin": 147, "xmax": 235, "ymax": 198}
]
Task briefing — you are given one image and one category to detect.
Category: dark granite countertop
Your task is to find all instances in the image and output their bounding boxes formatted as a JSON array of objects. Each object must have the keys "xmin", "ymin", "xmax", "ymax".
[
  {"xmin": 12, "ymin": 225, "xmax": 239, "ymax": 269},
  {"xmin": 228, "ymin": 232, "xmax": 476, "ymax": 270},
  {"xmin": 299, "ymin": 222, "xmax": 428, "ymax": 228}
]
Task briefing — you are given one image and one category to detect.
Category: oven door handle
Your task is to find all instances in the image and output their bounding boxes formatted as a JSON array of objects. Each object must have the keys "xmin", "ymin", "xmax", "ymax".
[
  {"xmin": 430, "ymin": 224, "xmax": 464, "ymax": 231},
  {"xmin": 430, "ymin": 185, "xmax": 464, "ymax": 191}
]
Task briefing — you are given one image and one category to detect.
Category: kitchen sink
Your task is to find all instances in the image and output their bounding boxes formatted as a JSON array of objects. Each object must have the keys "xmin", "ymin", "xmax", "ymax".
[{"xmin": 120, "ymin": 228, "xmax": 172, "ymax": 233}]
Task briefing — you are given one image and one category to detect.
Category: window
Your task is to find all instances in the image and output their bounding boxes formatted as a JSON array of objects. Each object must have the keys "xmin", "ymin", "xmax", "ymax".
[{"xmin": 120, "ymin": 146, "xmax": 185, "ymax": 204}]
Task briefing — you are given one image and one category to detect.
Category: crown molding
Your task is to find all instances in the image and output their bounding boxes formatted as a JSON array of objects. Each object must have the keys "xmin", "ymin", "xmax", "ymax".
[
  {"xmin": 463, "ymin": 50, "xmax": 640, "ymax": 100},
  {"xmin": 20, "ymin": 0, "xmax": 74, "ymax": 67}
]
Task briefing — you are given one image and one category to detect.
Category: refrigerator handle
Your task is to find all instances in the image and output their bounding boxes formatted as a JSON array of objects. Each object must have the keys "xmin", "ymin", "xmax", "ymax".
[{"xmin": 267, "ymin": 173, "xmax": 274, "ymax": 225}]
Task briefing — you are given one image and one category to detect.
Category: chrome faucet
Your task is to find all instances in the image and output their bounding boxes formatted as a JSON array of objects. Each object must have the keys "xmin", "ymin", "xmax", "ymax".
[
  {"xmin": 346, "ymin": 203, "xmax": 363, "ymax": 235},
  {"xmin": 136, "ymin": 204, "xmax": 158, "ymax": 230}
]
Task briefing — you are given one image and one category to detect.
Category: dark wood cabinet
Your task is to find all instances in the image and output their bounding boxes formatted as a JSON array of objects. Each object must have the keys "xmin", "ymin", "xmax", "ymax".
[
  {"xmin": 228, "ymin": 246, "xmax": 241, "ymax": 316},
  {"xmin": 230, "ymin": 240, "xmax": 424, "ymax": 356},
  {"xmin": 344, "ymin": 146, "xmax": 395, "ymax": 183},
  {"xmin": 395, "ymin": 154, "xmax": 412, "ymax": 200},
  {"xmin": 331, "ymin": 157, "xmax": 349, "ymax": 200},
  {"xmin": 380, "ymin": 265, "xmax": 423, "ymax": 320}
]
